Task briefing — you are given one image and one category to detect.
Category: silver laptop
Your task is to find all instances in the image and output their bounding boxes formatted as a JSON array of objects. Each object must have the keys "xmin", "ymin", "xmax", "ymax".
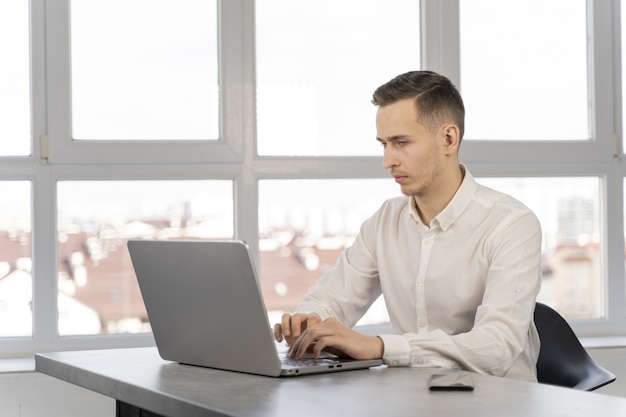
[{"xmin": 127, "ymin": 239, "xmax": 383, "ymax": 377}]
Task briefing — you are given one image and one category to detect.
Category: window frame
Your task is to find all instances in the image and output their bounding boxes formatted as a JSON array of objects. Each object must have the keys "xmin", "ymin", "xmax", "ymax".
[
  {"xmin": 45, "ymin": 0, "xmax": 247, "ymax": 165},
  {"xmin": 2, "ymin": 0, "xmax": 626, "ymax": 357},
  {"xmin": 422, "ymin": 0, "xmax": 616, "ymax": 162}
]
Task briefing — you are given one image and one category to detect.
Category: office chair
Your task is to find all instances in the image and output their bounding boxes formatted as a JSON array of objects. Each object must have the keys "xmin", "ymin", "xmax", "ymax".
[{"xmin": 534, "ymin": 302, "xmax": 616, "ymax": 391}]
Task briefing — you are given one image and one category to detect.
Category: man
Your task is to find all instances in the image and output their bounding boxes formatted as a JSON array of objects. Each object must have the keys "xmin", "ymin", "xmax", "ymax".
[{"xmin": 273, "ymin": 70, "xmax": 542, "ymax": 381}]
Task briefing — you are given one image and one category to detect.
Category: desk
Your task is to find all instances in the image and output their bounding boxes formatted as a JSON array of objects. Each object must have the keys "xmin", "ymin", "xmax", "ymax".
[{"xmin": 36, "ymin": 347, "xmax": 626, "ymax": 417}]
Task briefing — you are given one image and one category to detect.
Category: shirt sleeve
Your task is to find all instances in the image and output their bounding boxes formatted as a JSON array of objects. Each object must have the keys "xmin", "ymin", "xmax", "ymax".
[
  {"xmin": 380, "ymin": 211, "xmax": 542, "ymax": 378},
  {"xmin": 296, "ymin": 213, "xmax": 384, "ymax": 327}
]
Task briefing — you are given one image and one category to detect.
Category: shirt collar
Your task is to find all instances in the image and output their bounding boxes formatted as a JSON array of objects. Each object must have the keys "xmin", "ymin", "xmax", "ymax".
[{"xmin": 408, "ymin": 164, "xmax": 478, "ymax": 231}]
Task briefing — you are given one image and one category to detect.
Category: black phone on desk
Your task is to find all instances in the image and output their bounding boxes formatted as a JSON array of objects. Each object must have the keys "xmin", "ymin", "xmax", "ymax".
[{"xmin": 429, "ymin": 373, "xmax": 474, "ymax": 391}]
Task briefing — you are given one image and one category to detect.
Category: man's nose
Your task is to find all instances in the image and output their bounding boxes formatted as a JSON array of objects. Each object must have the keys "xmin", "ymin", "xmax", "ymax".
[{"xmin": 383, "ymin": 149, "xmax": 397, "ymax": 170}]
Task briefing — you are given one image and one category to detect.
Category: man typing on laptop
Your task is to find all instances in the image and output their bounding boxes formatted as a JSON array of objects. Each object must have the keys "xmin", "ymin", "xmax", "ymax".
[{"xmin": 273, "ymin": 70, "xmax": 542, "ymax": 382}]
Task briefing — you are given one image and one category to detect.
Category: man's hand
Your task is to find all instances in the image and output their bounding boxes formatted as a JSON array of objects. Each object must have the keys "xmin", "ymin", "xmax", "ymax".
[
  {"xmin": 273, "ymin": 313, "xmax": 322, "ymax": 348},
  {"xmin": 288, "ymin": 318, "xmax": 384, "ymax": 361}
]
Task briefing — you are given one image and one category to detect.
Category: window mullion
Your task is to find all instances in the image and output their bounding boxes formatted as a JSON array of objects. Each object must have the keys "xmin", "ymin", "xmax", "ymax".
[
  {"xmin": 588, "ymin": 0, "xmax": 618, "ymax": 157},
  {"xmin": 31, "ymin": 171, "xmax": 59, "ymax": 348},
  {"xmin": 420, "ymin": 0, "xmax": 461, "ymax": 86},
  {"xmin": 32, "ymin": 0, "xmax": 58, "ymax": 352},
  {"xmin": 602, "ymin": 167, "xmax": 626, "ymax": 332}
]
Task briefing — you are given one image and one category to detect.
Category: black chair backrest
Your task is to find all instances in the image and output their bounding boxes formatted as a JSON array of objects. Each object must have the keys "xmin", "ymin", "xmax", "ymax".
[{"xmin": 534, "ymin": 302, "xmax": 615, "ymax": 391}]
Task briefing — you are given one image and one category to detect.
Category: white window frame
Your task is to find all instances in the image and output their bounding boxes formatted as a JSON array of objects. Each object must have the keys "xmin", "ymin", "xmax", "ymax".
[{"xmin": 2, "ymin": 0, "xmax": 626, "ymax": 358}]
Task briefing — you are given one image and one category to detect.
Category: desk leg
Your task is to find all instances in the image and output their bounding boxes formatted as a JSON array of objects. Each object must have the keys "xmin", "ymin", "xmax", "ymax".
[{"xmin": 116, "ymin": 400, "xmax": 166, "ymax": 417}]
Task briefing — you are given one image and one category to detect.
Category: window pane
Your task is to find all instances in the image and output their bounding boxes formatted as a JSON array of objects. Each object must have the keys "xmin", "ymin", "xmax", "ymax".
[
  {"xmin": 70, "ymin": 0, "xmax": 219, "ymax": 140},
  {"xmin": 0, "ymin": 1, "xmax": 31, "ymax": 155},
  {"xmin": 0, "ymin": 181, "xmax": 32, "ymax": 337},
  {"xmin": 57, "ymin": 180, "xmax": 233, "ymax": 336},
  {"xmin": 460, "ymin": 0, "xmax": 588, "ymax": 140},
  {"xmin": 259, "ymin": 179, "xmax": 400, "ymax": 324},
  {"xmin": 256, "ymin": 0, "xmax": 420, "ymax": 156},
  {"xmin": 477, "ymin": 177, "xmax": 602, "ymax": 319}
]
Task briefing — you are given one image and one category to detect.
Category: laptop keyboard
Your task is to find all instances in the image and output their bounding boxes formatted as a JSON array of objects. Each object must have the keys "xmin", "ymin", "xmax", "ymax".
[{"xmin": 281, "ymin": 357, "xmax": 342, "ymax": 367}]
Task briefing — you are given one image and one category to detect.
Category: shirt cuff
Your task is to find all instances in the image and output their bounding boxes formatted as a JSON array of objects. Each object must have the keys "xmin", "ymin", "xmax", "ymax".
[{"xmin": 377, "ymin": 334, "xmax": 411, "ymax": 367}]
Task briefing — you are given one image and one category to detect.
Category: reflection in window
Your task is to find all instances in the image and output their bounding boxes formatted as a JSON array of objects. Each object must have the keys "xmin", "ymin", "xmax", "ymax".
[
  {"xmin": 259, "ymin": 179, "xmax": 400, "ymax": 324},
  {"xmin": 256, "ymin": 0, "xmax": 420, "ymax": 156},
  {"xmin": 0, "ymin": 181, "xmax": 32, "ymax": 337},
  {"xmin": 460, "ymin": 0, "xmax": 588, "ymax": 140},
  {"xmin": 477, "ymin": 177, "xmax": 601, "ymax": 318},
  {"xmin": 70, "ymin": 0, "xmax": 219, "ymax": 140},
  {"xmin": 0, "ymin": 1, "xmax": 31, "ymax": 156},
  {"xmin": 56, "ymin": 180, "xmax": 233, "ymax": 336}
]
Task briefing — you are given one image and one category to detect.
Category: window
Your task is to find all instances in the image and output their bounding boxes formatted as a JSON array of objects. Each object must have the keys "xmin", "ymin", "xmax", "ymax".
[
  {"xmin": 259, "ymin": 179, "xmax": 398, "ymax": 323},
  {"xmin": 0, "ymin": 181, "xmax": 32, "ymax": 337},
  {"xmin": 256, "ymin": 0, "xmax": 420, "ymax": 156},
  {"xmin": 70, "ymin": 0, "xmax": 219, "ymax": 141},
  {"xmin": 57, "ymin": 180, "xmax": 233, "ymax": 336},
  {"xmin": 2, "ymin": 0, "xmax": 626, "ymax": 358},
  {"xmin": 459, "ymin": 0, "xmax": 589, "ymax": 141},
  {"xmin": 0, "ymin": 0, "xmax": 31, "ymax": 156}
]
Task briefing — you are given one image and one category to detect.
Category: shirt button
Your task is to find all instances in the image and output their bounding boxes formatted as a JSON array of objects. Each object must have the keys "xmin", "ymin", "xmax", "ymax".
[
  {"xmin": 424, "ymin": 239, "xmax": 433, "ymax": 245},
  {"xmin": 417, "ymin": 280, "xmax": 423, "ymax": 286},
  {"xmin": 419, "ymin": 321, "xmax": 426, "ymax": 328}
]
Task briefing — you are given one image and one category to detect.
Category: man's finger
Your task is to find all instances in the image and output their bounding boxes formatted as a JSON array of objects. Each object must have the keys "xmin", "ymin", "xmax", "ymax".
[
  {"xmin": 312, "ymin": 336, "xmax": 332, "ymax": 358},
  {"xmin": 289, "ymin": 329, "xmax": 311, "ymax": 359},
  {"xmin": 305, "ymin": 314, "xmax": 321, "ymax": 329},
  {"xmin": 280, "ymin": 313, "xmax": 296, "ymax": 337},
  {"xmin": 273, "ymin": 323, "xmax": 284, "ymax": 342},
  {"xmin": 290, "ymin": 323, "xmax": 327, "ymax": 359}
]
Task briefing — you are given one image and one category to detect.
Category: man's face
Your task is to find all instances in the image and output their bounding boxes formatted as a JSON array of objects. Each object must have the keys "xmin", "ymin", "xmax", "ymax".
[{"xmin": 376, "ymin": 98, "xmax": 444, "ymax": 198}]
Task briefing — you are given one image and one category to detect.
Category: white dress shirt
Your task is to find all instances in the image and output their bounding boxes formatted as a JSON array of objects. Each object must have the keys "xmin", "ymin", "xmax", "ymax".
[{"xmin": 297, "ymin": 166, "xmax": 542, "ymax": 381}]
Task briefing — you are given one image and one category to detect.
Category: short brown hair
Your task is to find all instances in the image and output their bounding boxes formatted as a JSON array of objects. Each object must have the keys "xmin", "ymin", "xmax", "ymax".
[{"xmin": 372, "ymin": 70, "xmax": 465, "ymax": 140}]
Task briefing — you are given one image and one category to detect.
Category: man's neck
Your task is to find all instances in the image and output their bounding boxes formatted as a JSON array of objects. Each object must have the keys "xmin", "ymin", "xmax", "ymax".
[{"xmin": 414, "ymin": 165, "xmax": 465, "ymax": 227}]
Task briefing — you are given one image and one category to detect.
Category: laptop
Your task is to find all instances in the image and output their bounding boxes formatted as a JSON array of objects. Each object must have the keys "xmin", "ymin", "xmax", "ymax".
[{"xmin": 127, "ymin": 239, "xmax": 383, "ymax": 377}]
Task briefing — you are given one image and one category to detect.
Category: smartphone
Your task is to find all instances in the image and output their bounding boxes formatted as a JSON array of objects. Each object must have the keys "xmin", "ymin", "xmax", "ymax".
[{"xmin": 428, "ymin": 373, "xmax": 474, "ymax": 391}]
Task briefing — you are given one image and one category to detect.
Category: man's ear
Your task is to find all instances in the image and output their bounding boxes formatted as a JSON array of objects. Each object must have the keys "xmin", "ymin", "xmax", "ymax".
[{"xmin": 441, "ymin": 124, "xmax": 461, "ymax": 155}]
